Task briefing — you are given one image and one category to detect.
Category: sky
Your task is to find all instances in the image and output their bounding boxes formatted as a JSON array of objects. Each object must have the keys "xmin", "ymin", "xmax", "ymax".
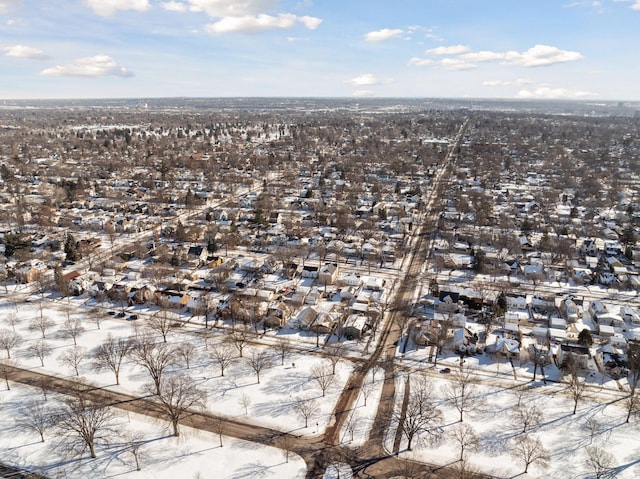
[{"xmin": 1, "ymin": 0, "xmax": 639, "ymax": 100}]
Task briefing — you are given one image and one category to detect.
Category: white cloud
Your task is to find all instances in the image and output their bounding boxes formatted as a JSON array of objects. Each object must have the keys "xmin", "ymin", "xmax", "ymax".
[
  {"xmin": 460, "ymin": 44, "xmax": 583, "ymax": 67},
  {"xmin": 441, "ymin": 58, "xmax": 476, "ymax": 70},
  {"xmin": 40, "ymin": 55, "xmax": 134, "ymax": 78},
  {"xmin": 425, "ymin": 32, "xmax": 444, "ymax": 41},
  {"xmin": 426, "ymin": 45, "xmax": 469, "ymax": 56},
  {"xmin": 187, "ymin": 0, "xmax": 278, "ymax": 17},
  {"xmin": 483, "ymin": 78, "xmax": 532, "ymax": 87},
  {"xmin": 4, "ymin": 45, "xmax": 48, "ymax": 60},
  {"xmin": 517, "ymin": 86, "xmax": 596, "ymax": 99},
  {"xmin": 615, "ymin": 0, "xmax": 640, "ymax": 9},
  {"xmin": 0, "ymin": 0, "xmax": 20, "ymax": 14},
  {"xmin": 160, "ymin": 1, "xmax": 188, "ymax": 12},
  {"xmin": 460, "ymin": 50, "xmax": 511, "ymax": 62},
  {"xmin": 364, "ymin": 28, "xmax": 404, "ymax": 42},
  {"xmin": 407, "ymin": 57, "xmax": 435, "ymax": 67},
  {"xmin": 206, "ymin": 13, "xmax": 320, "ymax": 33},
  {"xmin": 346, "ymin": 73, "xmax": 380, "ymax": 87},
  {"xmin": 299, "ymin": 15, "xmax": 321, "ymax": 29},
  {"xmin": 512, "ymin": 44, "xmax": 583, "ymax": 66},
  {"xmin": 85, "ymin": 0, "xmax": 151, "ymax": 16}
]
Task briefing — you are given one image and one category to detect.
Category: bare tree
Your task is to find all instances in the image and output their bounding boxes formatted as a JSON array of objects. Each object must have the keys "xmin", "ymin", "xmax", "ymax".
[
  {"xmin": 0, "ymin": 329, "xmax": 22, "ymax": 359},
  {"xmin": 325, "ymin": 343, "xmax": 344, "ymax": 375},
  {"xmin": 568, "ymin": 370, "xmax": 586, "ymax": 415},
  {"xmin": 145, "ymin": 374, "xmax": 206, "ymax": 437},
  {"xmin": 275, "ymin": 338, "xmax": 293, "ymax": 366},
  {"xmin": 16, "ymin": 400, "xmax": 52, "ymax": 442},
  {"xmin": 227, "ymin": 327, "xmax": 249, "ymax": 358},
  {"xmin": 147, "ymin": 308, "xmax": 177, "ymax": 343},
  {"xmin": 624, "ymin": 390, "xmax": 640, "ymax": 423},
  {"xmin": 293, "ymin": 398, "xmax": 319, "ymax": 428},
  {"xmin": 58, "ymin": 345, "xmax": 87, "ymax": 376},
  {"xmin": 240, "ymin": 393, "xmax": 251, "ymax": 415},
  {"xmin": 584, "ymin": 417, "xmax": 602, "ymax": 445},
  {"xmin": 210, "ymin": 344, "xmax": 235, "ymax": 377},
  {"xmin": 29, "ymin": 314, "xmax": 55, "ymax": 339},
  {"xmin": 361, "ymin": 382, "xmax": 373, "ymax": 407},
  {"xmin": 394, "ymin": 376, "xmax": 443, "ymax": 450},
  {"xmin": 510, "ymin": 402, "xmax": 542, "ymax": 434},
  {"xmin": 585, "ymin": 445, "xmax": 615, "ymax": 479},
  {"xmin": 175, "ymin": 342, "xmax": 197, "ymax": 369},
  {"xmin": 280, "ymin": 434, "xmax": 296, "ymax": 463},
  {"xmin": 451, "ymin": 423, "xmax": 480, "ymax": 462},
  {"xmin": 432, "ymin": 315, "xmax": 453, "ymax": 366},
  {"xmin": 246, "ymin": 350, "xmax": 272, "ymax": 384},
  {"xmin": 444, "ymin": 367, "xmax": 486, "ymax": 423},
  {"xmin": 311, "ymin": 363, "xmax": 336, "ymax": 397},
  {"xmin": 132, "ymin": 335, "xmax": 177, "ymax": 395},
  {"xmin": 510, "ymin": 435, "xmax": 550, "ymax": 474},
  {"xmin": 93, "ymin": 335, "xmax": 134, "ymax": 385},
  {"xmin": 0, "ymin": 359, "xmax": 17, "ymax": 390},
  {"xmin": 60, "ymin": 314, "xmax": 84, "ymax": 346},
  {"xmin": 529, "ymin": 344, "xmax": 551, "ymax": 383},
  {"xmin": 28, "ymin": 340, "xmax": 52, "ymax": 367},
  {"xmin": 56, "ymin": 389, "xmax": 119, "ymax": 458},
  {"xmin": 123, "ymin": 431, "xmax": 145, "ymax": 471},
  {"xmin": 512, "ymin": 386, "xmax": 530, "ymax": 408},
  {"xmin": 91, "ymin": 308, "xmax": 104, "ymax": 330},
  {"xmin": 6, "ymin": 313, "xmax": 19, "ymax": 332},
  {"xmin": 212, "ymin": 417, "xmax": 224, "ymax": 447}
]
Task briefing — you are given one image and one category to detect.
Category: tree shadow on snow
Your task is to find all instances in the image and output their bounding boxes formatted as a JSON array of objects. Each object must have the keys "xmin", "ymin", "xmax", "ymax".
[
  {"xmin": 251, "ymin": 398, "xmax": 301, "ymax": 419},
  {"xmin": 260, "ymin": 371, "xmax": 311, "ymax": 396},
  {"xmin": 231, "ymin": 461, "xmax": 276, "ymax": 479},
  {"xmin": 479, "ymin": 428, "xmax": 517, "ymax": 456}
]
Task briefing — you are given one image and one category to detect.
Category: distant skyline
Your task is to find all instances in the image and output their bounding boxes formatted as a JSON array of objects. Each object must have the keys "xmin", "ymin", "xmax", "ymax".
[{"xmin": 1, "ymin": 0, "xmax": 639, "ymax": 100}]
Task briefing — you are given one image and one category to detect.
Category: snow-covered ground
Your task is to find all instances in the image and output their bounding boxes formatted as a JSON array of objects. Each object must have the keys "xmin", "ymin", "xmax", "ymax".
[
  {"xmin": 0, "ymin": 293, "xmax": 354, "ymax": 477},
  {"xmin": 338, "ymin": 366, "xmax": 384, "ymax": 447},
  {"xmin": 1, "ymin": 295, "xmax": 353, "ymax": 432},
  {"xmin": 0, "ymin": 383, "xmax": 306, "ymax": 479},
  {"xmin": 389, "ymin": 371, "xmax": 640, "ymax": 478}
]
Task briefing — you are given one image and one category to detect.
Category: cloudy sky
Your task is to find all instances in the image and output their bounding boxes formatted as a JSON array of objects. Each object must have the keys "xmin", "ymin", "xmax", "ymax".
[{"xmin": 1, "ymin": 0, "xmax": 639, "ymax": 100}]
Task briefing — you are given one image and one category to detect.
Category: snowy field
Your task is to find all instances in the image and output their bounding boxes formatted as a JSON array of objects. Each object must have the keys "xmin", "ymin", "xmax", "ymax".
[
  {"xmin": 0, "ymin": 383, "xmax": 306, "ymax": 479},
  {"xmin": 0, "ymin": 292, "xmax": 355, "ymax": 477},
  {"xmin": 390, "ymin": 371, "xmax": 640, "ymax": 478}
]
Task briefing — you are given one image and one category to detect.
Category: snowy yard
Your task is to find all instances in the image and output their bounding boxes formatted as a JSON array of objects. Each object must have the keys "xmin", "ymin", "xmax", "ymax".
[
  {"xmin": 390, "ymin": 370, "xmax": 640, "ymax": 478},
  {"xmin": 0, "ymin": 293, "xmax": 354, "ymax": 477},
  {"xmin": 0, "ymin": 383, "xmax": 306, "ymax": 479}
]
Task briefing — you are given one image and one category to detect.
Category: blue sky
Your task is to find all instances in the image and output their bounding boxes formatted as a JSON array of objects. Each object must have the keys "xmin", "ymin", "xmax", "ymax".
[{"xmin": 1, "ymin": 0, "xmax": 639, "ymax": 100}]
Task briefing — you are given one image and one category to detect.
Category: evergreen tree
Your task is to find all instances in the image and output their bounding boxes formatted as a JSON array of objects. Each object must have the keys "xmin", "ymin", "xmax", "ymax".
[
  {"xmin": 577, "ymin": 328, "xmax": 593, "ymax": 347},
  {"xmin": 472, "ymin": 249, "xmax": 486, "ymax": 274},
  {"xmin": 54, "ymin": 264, "xmax": 70, "ymax": 297},
  {"xmin": 207, "ymin": 238, "xmax": 218, "ymax": 254},
  {"xmin": 64, "ymin": 234, "xmax": 79, "ymax": 262}
]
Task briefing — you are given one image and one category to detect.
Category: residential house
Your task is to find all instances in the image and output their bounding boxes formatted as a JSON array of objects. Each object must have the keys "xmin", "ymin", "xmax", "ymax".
[
  {"xmin": 434, "ymin": 291, "xmax": 460, "ymax": 313},
  {"xmin": 342, "ymin": 314, "xmax": 369, "ymax": 340},
  {"xmin": 560, "ymin": 297, "xmax": 580, "ymax": 322},
  {"xmin": 558, "ymin": 343, "xmax": 590, "ymax": 370},
  {"xmin": 310, "ymin": 311, "xmax": 336, "ymax": 334},
  {"xmin": 291, "ymin": 307, "xmax": 318, "ymax": 330},
  {"xmin": 301, "ymin": 264, "xmax": 319, "ymax": 279},
  {"xmin": 318, "ymin": 263, "xmax": 339, "ymax": 285}
]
